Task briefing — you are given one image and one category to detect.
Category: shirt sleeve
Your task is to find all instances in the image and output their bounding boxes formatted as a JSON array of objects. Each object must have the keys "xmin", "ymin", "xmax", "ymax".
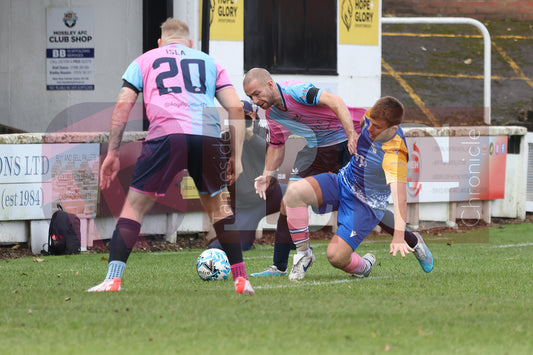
[
  {"xmin": 382, "ymin": 136, "xmax": 408, "ymax": 184},
  {"xmin": 215, "ymin": 63, "xmax": 234, "ymax": 92},
  {"xmin": 283, "ymin": 82, "xmax": 322, "ymax": 105},
  {"xmin": 121, "ymin": 60, "xmax": 143, "ymax": 92}
]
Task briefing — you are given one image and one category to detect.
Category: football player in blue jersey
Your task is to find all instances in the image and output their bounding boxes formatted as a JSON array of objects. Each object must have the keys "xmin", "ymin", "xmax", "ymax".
[{"xmin": 283, "ymin": 96, "xmax": 434, "ymax": 280}]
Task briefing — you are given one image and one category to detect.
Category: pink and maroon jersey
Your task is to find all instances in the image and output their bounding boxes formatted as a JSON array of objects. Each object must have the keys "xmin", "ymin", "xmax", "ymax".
[
  {"xmin": 266, "ymin": 82, "xmax": 365, "ymax": 148},
  {"xmin": 122, "ymin": 43, "xmax": 233, "ymax": 140}
]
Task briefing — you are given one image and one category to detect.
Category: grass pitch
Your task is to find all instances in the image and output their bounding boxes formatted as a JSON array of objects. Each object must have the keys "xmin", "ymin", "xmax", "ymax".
[{"xmin": 1, "ymin": 223, "xmax": 532, "ymax": 354}]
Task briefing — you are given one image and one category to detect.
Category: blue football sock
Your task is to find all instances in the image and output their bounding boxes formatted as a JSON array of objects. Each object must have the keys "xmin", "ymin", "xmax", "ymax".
[{"xmin": 105, "ymin": 260, "xmax": 126, "ymax": 280}]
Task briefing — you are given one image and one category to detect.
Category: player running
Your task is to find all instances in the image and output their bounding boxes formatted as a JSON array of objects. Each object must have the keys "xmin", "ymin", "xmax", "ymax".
[{"xmin": 88, "ymin": 18, "xmax": 254, "ymax": 295}]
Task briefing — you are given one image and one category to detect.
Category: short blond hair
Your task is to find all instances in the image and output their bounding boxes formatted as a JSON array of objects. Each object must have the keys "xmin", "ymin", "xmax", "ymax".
[{"xmin": 160, "ymin": 18, "xmax": 190, "ymax": 42}]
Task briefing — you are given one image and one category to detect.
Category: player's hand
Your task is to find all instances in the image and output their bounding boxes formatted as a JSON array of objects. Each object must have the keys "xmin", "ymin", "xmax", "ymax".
[
  {"xmin": 348, "ymin": 131, "xmax": 359, "ymax": 155},
  {"xmin": 254, "ymin": 175, "xmax": 269, "ymax": 200},
  {"xmin": 226, "ymin": 157, "xmax": 243, "ymax": 185},
  {"xmin": 389, "ymin": 240, "xmax": 414, "ymax": 258},
  {"xmin": 99, "ymin": 152, "xmax": 120, "ymax": 190}
]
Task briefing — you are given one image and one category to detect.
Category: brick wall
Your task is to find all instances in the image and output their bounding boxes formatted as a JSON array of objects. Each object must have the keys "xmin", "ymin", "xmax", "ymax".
[{"xmin": 383, "ymin": 0, "xmax": 533, "ymax": 21}]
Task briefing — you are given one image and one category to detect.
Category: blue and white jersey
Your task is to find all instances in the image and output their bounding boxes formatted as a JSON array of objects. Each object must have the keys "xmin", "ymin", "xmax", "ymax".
[{"xmin": 339, "ymin": 114, "xmax": 409, "ymax": 210}]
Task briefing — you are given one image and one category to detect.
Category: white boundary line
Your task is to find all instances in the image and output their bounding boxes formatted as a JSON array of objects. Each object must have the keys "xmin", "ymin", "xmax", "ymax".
[
  {"xmin": 253, "ymin": 275, "xmax": 393, "ymax": 290},
  {"xmin": 483, "ymin": 242, "xmax": 533, "ymax": 249},
  {"xmin": 145, "ymin": 241, "xmax": 533, "ymax": 258}
]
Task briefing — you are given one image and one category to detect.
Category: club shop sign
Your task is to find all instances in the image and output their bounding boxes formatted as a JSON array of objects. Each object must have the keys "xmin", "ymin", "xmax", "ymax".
[{"xmin": 46, "ymin": 7, "xmax": 95, "ymax": 90}]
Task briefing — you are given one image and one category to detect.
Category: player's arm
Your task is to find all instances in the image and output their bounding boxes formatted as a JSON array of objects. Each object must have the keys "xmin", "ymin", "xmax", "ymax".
[
  {"xmin": 100, "ymin": 86, "xmax": 138, "ymax": 190},
  {"xmin": 216, "ymin": 87, "xmax": 245, "ymax": 185},
  {"xmin": 254, "ymin": 115, "xmax": 288, "ymax": 199},
  {"xmin": 108, "ymin": 86, "xmax": 138, "ymax": 152},
  {"xmin": 254, "ymin": 144, "xmax": 285, "ymax": 200},
  {"xmin": 389, "ymin": 181, "xmax": 414, "ymax": 257},
  {"xmin": 264, "ymin": 144, "xmax": 285, "ymax": 175},
  {"xmin": 318, "ymin": 91, "xmax": 359, "ymax": 154},
  {"xmin": 383, "ymin": 137, "xmax": 412, "ymax": 257}
]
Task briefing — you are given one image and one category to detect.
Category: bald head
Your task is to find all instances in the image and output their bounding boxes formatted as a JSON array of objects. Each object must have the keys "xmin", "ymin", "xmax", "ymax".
[
  {"xmin": 243, "ymin": 68, "xmax": 273, "ymax": 87},
  {"xmin": 243, "ymin": 68, "xmax": 281, "ymax": 110}
]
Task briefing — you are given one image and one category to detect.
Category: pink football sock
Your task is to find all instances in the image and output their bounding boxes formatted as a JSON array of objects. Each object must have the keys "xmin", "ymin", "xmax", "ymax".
[
  {"xmin": 286, "ymin": 206, "xmax": 309, "ymax": 243},
  {"xmin": 342, "ymin": 253, "xmax": 365, "ymax": 274},
  {"xmin": 230, "ymin": 262, "xmax": 247, "ymax": 281}
]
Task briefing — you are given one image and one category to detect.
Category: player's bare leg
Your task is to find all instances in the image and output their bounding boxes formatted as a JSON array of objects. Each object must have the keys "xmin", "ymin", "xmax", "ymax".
[
  {"xmin": 200, "ymin": 191, "xmax": 254, "ymax": 295},
  {"xmin": 284, "ymin": 177, "xmax": 322, "ymax": 280},
  {"xmin": 327, "ymin": 236, "xmax": 375, "ymax": 278}
]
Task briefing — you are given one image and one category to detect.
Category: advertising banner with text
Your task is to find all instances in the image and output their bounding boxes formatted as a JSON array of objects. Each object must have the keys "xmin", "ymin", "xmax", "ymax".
[
  {"xmin": 339, "ymin": 0, "xmax": 380, "ymax": 45},
  {"xmin": 200, "ymin": 0, "xmax": 244, "ymax": 41},
  {"xmin": 406, "ymin": 134, "xmax": 507, "ymax": 204},
  {"xmin": 0, "ymin": 144, "xmax": 99, "ymax": 220}
]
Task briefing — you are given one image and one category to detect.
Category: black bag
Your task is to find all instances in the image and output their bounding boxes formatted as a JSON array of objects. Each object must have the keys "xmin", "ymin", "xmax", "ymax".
[{"xmin": 44, "ymin": 204, "xmax": 81, "ymax": 255}]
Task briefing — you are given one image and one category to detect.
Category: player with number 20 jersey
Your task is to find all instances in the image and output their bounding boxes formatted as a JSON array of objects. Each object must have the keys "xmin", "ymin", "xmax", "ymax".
[
  {"xmin": 122, "ymin": 43, "xmax": 233, "ymax": 140},
  {"xmin": 88, "ymin": 18, "xmax": 254, "ymax": 295}
]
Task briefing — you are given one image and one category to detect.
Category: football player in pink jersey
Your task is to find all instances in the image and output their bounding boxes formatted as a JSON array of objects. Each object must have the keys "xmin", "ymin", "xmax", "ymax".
[
  {"xmin": 243, "ymin": 68, "xmax": 366, "ymax": 277},
  {"xmin": 88, "ymin": 18, "xmax": 254, "ymax": 295}
]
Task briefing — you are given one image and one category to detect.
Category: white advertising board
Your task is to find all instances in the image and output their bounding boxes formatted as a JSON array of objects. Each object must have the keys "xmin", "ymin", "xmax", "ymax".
[
  {"xmin": 0, "ymin": 144, "xmax": 100, "ymax": 220},
  {"xmin": 46, "ymin": 7, "xmax": 95, "ymax": 90}
]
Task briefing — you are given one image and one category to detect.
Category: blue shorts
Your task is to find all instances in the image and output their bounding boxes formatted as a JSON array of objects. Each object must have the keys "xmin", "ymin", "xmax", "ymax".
[
  {"xmin": 130, "ymin": 134, "xmax": 229, "ymax": 197},
  {"xmin": 313, "ymin": 173, "xmax": 385, "ymax": 250}
]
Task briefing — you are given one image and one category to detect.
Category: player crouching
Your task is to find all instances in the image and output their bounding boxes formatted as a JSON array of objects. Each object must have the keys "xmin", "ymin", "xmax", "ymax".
[{"xmin": 283, "ymin": 96, "xmax": 434, "ymax": 280}]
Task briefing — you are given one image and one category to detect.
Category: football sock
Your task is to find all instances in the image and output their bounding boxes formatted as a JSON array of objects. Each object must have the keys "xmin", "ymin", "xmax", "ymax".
[
  {"xmin": 273, "ymin": 214, "xmax": 293, "ymax": 271},
  {"xmin": 295, "ymin": 240, "xmax": 311, "ymax": 255},
  {"xmin": 404, "ymin": 231, "xmax": 419, "ymax": 248},
  {"xmin": 342, "ymin": 253, "xmax": 365, "ymax": 274},
  {"xmin": 105, "ymin": 260, "xmax": 126, "ymax": 280},
  {"xmin": 378, "ymin": 209, "xmax": 418, "ymax": 248},
  {"xmin": 109, "ymin": 218, "xmax": 141, "ymax": 263},
  {"xmin": 286, "ymin": 206, "xmax": 309, "ymax": 243},
  {"xmin": 214, "ymin": 216, "xmax": 243, "ymax": 266},
  {"xmin": 230, "ymin": 261, "xmax": 247, "ymax": 281}
]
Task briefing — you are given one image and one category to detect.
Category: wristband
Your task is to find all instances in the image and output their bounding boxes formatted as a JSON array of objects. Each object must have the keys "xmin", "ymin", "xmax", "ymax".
[{"xmin": 263, "ymin": 170, "xmax": 277, "ymax": 177}]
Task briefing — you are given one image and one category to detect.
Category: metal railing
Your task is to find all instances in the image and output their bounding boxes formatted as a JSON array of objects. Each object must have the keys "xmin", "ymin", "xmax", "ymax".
[{"xmin": 382, "ymin": 17, "xmax": 491, "ymax": 124}]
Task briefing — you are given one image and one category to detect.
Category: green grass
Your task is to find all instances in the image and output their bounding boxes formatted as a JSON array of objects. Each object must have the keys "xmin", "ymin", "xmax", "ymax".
[{"xmin": 1, "ymin": 223, "xmax": 533, "ymax": 354}]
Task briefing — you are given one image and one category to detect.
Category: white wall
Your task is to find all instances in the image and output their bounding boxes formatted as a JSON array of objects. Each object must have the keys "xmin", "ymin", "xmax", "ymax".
[
  {"xmin": 177, "ymin": 0, "xmax": 381, "ymax": 108},
  {"xmin": 207, "ymin": 37, "xmax": 381, "ymax": 111},
  {"xmin": 0, "ymin": 0, "xmax": 143, "ymax": 133},
  {"xmin": 0, "ymin": 0, "xmax": 381, "ymax": 133}
]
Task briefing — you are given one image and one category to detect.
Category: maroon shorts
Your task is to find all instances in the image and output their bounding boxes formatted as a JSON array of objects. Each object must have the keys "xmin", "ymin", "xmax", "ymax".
[{"xmin": 130, "ymin": 134, "xmax": 230, "ymax": 197}]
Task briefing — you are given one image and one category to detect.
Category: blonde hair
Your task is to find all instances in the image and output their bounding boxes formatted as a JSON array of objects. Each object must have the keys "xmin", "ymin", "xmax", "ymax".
[{"xmin": 160, "ymin": 18, "xmax": 190, "ymax": 43}]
